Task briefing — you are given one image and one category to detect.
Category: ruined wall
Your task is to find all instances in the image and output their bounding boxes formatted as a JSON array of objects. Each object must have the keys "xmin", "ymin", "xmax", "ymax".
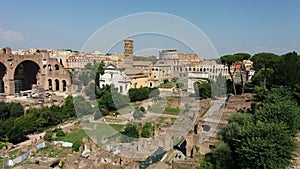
[{"xmin": 0, "ymin": 48, "xmax": 71, "ymax": 95}]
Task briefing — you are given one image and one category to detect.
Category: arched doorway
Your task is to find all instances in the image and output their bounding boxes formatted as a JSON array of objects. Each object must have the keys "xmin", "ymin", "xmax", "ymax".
[
  {"xmin": 62, "ymin": 80, "xmax": 66, "ymax": 92},
  {"xmin": 48, "ymin": 79, "xmax": 52, "ymax": 90},
  {"xmin": 0, "ymin": 63, "xmax": 6, "ymax": 93},
  {"xmin": 55, "ymin": 79, "xmax": 59, "ymax": 91},
  {"xmin": 14, "ymin": 60, "xmax": 40, "ymax": 93}
]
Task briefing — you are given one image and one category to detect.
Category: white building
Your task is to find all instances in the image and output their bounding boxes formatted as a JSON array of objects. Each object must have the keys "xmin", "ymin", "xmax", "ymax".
[{"xmin": 99, "ymin": 64, "xmax": 131, "ymax": 95}]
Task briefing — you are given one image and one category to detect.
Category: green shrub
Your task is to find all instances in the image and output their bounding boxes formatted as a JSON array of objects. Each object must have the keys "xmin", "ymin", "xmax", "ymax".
[
  {"xmin": 44, "ymin": 131, "xmax": 53, "ymax": 142},
  {"xmin": 72, "ymin": 140, "xmax": 82, "ymax": 152},
  {"xmin": 56, "ymin": 130, "xmax": 66, "ymax": 137}
]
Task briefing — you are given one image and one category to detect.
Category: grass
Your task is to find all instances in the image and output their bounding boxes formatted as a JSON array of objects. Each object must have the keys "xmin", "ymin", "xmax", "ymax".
[
  {"xmin": 163, "ymin": 107, "xmax": 180, "ymax": 115},
  {"xmin": 109, "ymin": 124, "xmax": 125, "ymax": 131},
  {"xmin": 80, "ymin": 122, "xmax": 124, "ymax": 145},
  {"xmin": 56, "ymin": 129, "xmax": 88, "ymax": 143},
  {"xmin": 37, "ymin": 143, "xmax": 73, "ymax": 158}
]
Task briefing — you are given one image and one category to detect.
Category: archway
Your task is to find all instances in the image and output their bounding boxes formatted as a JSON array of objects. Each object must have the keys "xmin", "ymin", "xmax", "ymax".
[
  {"xmin": 55, "ymin": 79, "xmax": 59, "ymax": 91},
  {"xmin": 14, "ymin": 60, "xmax": 40, "ymax": 93},
  {"xmin": 62, "ymin": 80, "xmax": 66, "ymax": 92},
  {"xmin": 48, "ymin": 79, "xmax": 52, "ymax": 90},
  {"xmin": 0, "ymin": 63, "xmax": 6, "ymax": 93},
  {"xmin": 55, "ymin": 64, "xmax": 59, "ymax": 71}
]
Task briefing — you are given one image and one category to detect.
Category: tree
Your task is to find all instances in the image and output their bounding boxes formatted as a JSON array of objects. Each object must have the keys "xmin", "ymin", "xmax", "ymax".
[
  {"xmin": 128, "ymin": 87, "xmax": 150, "ymax": 102},
  {"xmin": 78, "ymin": 73, "xmax": 90, "ymax": 86},
  {"xmin": 0, "ymin": 102, "xmax": 9, "ymax": 120},
  {"xmin": 95, "ymin": 61, "xmax": 105, "ymax": 89},
  {"xmin": 251, "ymin": 52, "xmax": 280, "ymax": 89},
  {"xmin": 120, "ymin": 124, "xmax": 139, "ymax": 142},
  {"xmin": 271, "ymin": 51, "xmax": 300, "ymax": 88},
  {"xmin": 97, "ymin": 87, "xmax": 117, "ymax": 112},
  {"xmin": 194, "ymin": 82, "xmax": 211, "ymax": 99},
  {"xmin": 141, "ymin": 122, "xmax": 153, "ymax": 138},
  {"xmin": 61, "ymin": 96, "xmax": 76, "ymax": 118},
  {"xmin": 84, "ymin": 82, "xmax": 96, "ymax": 98},
  {"xmin": 207, "ymin": 142, "xmax": 234, "ymax": 169},
  {"xmin": 9, "ymin": 102, "xmax": 24, "ymax": 118},
  {"xmin": 198, "ymin": 161, "xmax": 213, "ymax": 169},
  {"xmin": 220, "ymin": 53, "xmax": 250, "ymax": 95},
  {"xmin": 253, "ymin": 100, "xmax": 300, "ymax": 136},
  {"xmin": 234, "ymin": 122, "xmax": 296, "ymax": 169}
]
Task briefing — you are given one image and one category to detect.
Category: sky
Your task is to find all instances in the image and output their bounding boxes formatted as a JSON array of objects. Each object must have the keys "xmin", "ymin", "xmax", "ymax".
[{"xmin": 0, "ymin": 0, "xmax": 299, "ymax": 58}]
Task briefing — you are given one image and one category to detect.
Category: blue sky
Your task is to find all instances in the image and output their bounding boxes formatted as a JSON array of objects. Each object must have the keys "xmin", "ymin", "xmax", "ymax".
[{"xmin": 0, "ymin": 0, "xmax": 299, "ymax": 57}]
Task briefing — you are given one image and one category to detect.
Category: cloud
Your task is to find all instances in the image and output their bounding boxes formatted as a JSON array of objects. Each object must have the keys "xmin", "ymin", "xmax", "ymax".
[{"xmin": 0, "ymin": 28, "xmax": 24, "ymax": 41}]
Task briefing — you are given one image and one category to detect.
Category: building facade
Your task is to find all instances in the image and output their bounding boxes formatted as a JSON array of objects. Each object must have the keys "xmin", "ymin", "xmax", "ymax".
[{"xmin": 99, "ymin": 64, "xmax": 131, "ymax": 95}]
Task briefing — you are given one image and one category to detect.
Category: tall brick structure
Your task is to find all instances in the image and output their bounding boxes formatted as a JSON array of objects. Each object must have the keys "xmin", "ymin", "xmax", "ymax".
[{"xmin": 0, "ymin": 48, "xmax": 71, "ymax": 95}]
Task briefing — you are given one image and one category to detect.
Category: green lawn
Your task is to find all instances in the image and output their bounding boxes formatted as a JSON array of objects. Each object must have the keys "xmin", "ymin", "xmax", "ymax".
[
  {"xmin": 109, "ymin": 124, "xmax": 125, "ymax": 131},
  {"xmin": 163, "ymin": 107, "xmax": 180, "ymax": 115},
  {"xmin": 56, "ymin": 129, "xmax": 87, "ymax": 143},
  {"xmin": 79, "ymin": 122, "xmax": 124, "ymax": 145}
]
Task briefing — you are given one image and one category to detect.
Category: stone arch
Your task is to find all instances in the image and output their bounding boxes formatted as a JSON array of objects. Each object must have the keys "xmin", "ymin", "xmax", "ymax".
[
  {"xmin": 48, "ymin": 79, "xmax": 52, "ymax": 90},
  {"xmin": 55, "ymin": 64, "xmax": 59, "ymax": 71},
  {"xmin": 0, "ymin": 62, "xmax": 7, "ymax": 93},
  {"xmin": 55, "ymin": 79, "xmax": 59, "ymax": 91},
  {"xmin": 14, "ymin": 60, "xmax": 40, "ymax": 93},
  {"xmin": 62, "ymin": 80, "xmax": 67, "ymax": 92},
  {"xmin": 48, "ymin": 64, "xmax": 52, "ymax": 71}
]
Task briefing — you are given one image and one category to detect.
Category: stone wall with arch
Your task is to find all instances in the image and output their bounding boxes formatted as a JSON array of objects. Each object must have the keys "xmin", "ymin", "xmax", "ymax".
[{"xmin": 0, "ymin": 48, "xmax": 71, "ymax": 95}]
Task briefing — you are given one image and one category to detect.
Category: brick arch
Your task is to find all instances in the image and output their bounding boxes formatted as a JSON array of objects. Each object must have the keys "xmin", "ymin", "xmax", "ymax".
[
  {"xmin": 0, "ymin": 51, "xmax": 71, "ymax": 95},
  {"xmin": 48, "ymin": 79, "xmax": 53, "ymax": 90},
  {"xmin": 61, "ymin": 79, "xmax": 67, "ymax": 92},
  {"xmin": 13, "ymin": 60, "xmax": 40, "ymax": 93},
  {"xmin": 0, "ymin": 62, "xmax": 7, "ymax": 93},
  {"xmin": 55, "ymin": 79, "xmax": 60, "ymax": 91}
]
